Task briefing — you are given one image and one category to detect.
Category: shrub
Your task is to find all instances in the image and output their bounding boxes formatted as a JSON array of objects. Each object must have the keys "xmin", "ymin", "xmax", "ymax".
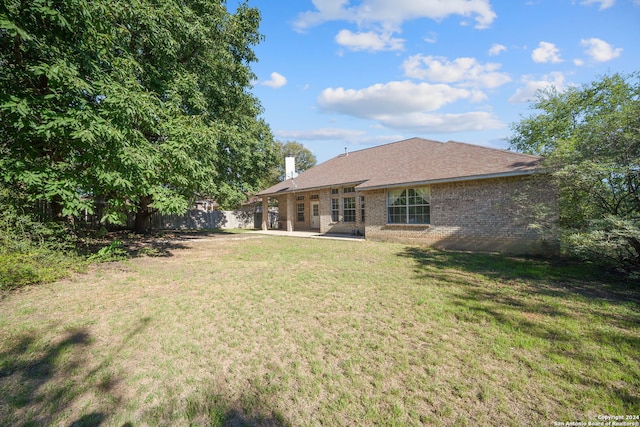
[
  {"xmin": 88, "ymin": 240, "xmax": 129, "ymax": 262},
  {"xmin": 0, "ymin": 188, "xmax": 84, "ymax": 290},
  {"xmin": 0, "ymin": 250, "xmax": 84, "ymax": 290},
  {"xmin": 564, "ymin": 216, "xmax": 640, "ymax": 275}
]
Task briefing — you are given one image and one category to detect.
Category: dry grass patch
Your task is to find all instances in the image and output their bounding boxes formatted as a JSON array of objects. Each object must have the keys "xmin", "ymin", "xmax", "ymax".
[{"xmin": 0, "ymin": 234, "xmax": 638, "ymax": 426}]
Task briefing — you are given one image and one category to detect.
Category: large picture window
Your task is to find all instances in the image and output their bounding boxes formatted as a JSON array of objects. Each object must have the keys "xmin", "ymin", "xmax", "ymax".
[{"xmin": 387, "ymin": 187, "xmax": 430, "ymax": 224}]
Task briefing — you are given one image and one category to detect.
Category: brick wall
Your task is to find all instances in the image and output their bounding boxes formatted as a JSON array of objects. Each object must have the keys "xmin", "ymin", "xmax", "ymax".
[
  {"xmin": 270, "ymin": 175, "xmax": 557, "ymax": 254},
  {"xmin": 273, "ymin": 191, "xmax": 323, "ymax": 232},
  {"xmin": 274, "ymin": 187, "xmax": 365, "ymax": 235},
  {"xmin": 364, "ymin": 175, "xmax": 558, "ymax": 255}
]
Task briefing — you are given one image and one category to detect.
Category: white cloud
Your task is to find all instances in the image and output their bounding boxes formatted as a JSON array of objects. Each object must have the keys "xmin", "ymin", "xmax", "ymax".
[
  {"xmin": 424, "ymin": 32, "xmax": 438, "ymax": 44},
  {"xmin": 375, "ymin": 111, "xmax": 504, "ymax": 133},
  {"xmin": 402, "ymin": 55, "xmax": 511, "ymax": 89},
  {"xmin": 294, "ymin": 0, "xmax": 351, "ymax": 31},
  {"xmin": 318, "ymin": 81, "xmax": 473, "ymax": 117},
  {"xmin": 261, "ymin": 72, "xmax": 287, "ymax": 88},
  {"xmin": 335, "ymin": 29, "xmax": 405, "ymax": 51},
  {"xmin": 488, "ymin": 43, "xmax": 507, "ymax": 56},
  {"xmin": 294, "ymin": 0, "xmax": 497, "ymax": 32},
  {"xmin": 509, "ymin": 72, "xmax": 566, "ymax": 104},
  {"xmin": 275, "ymin": 130, "xmax": 409, "ymax": 151},
  {"xmin": 580, "ymin": 38, "xmax": 622, "ymax": 62},
  {"xmin": 580, "ymin": 0, "xmax": 615, "ymax": 10},
  {"xmin": 317, "ymin": 80, "xmax": 503, "ymax": 133},
  {"xmin": 275, "ymin": 128, "xmax": 367, "ymax": 141},
  {"xmin": 532, "ymin": 41, "xmax": 563, "ymax": 63}
]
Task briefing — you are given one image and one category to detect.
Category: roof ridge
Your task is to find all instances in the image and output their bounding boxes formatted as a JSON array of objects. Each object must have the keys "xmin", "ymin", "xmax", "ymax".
[
  {"xmin": 325, "ymin": 137, "xmax": 445, "ymax": 160},
  {"xmin": 326, "ymin": 137, "xmax": 538, "ymax": 160},
  {"xmin": 444, "ymin": 139, "xmax": 541, "ymax": 159}
]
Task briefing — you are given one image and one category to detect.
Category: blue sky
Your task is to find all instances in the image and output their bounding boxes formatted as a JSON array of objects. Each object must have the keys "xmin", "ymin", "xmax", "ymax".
[{"xmin": 229, "ymin": 0, "xmax": 640, "ymax": 163}]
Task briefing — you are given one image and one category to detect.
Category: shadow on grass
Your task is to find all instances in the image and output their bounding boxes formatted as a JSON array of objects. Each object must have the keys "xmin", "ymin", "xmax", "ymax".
[
  {"xmin": 143, "ymin": 385, "xmax": 292, "ymax": 427},
  {"xmin": 398, "ymin": 246, "xmax": 640, "ymax": 412},
  {"xmin": 398, "ymin": 246, "xmax": 640, "ymax": 302},
  {"xmin": 0, "ymin": 314, "xmax": 290, "ymax": 427},
  {"xmin": 0, "ymin": 317, "xmax": 152, "ymax": 426},
  {"xmin": 122, "ymin": 239, "xmax": 190, "ymax": 258},
  {"xmin": 0, "ymin": 327, "xmax": 97, "ymax": 426},
  {"xmin": 86, "ymin": 229, "xmax": 255, "ymax": 259}
]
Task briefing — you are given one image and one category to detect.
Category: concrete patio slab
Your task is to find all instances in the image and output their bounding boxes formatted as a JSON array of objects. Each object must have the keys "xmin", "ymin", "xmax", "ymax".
[{"xmin": 248, "ymin": 230, "xmax": 364, "ymax": 241}]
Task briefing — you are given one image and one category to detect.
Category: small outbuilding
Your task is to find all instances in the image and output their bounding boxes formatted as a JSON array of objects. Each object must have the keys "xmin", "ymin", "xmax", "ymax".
[{"xmin": 257, "ymin": 138, "xmax": 557, "ymax": 254}]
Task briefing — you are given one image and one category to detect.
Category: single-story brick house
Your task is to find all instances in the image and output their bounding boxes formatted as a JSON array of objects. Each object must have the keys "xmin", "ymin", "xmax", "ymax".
[{"xmin": 257, "ymin": 137, "xmax": 558, "ymax": 254}]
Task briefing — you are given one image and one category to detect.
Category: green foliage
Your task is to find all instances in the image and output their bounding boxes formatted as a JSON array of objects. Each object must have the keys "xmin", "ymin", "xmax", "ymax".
[
  {"xmin": 267, "ymin": 140, "xmax": 318, "ymax": 185},
  {"xmin": 564, "ymin": 216, "xmax": 640, "ymax": 274},
  {"xmin": 87, "ymin": 240, "xmax": 128, "ymax": 263},
  {"xmin": 509, "ymin": 72, "xmax": 640, "ymax": 272},
  {"xmin": 0, "ymin": 188, "xmax": 72, "ymax": 252},
  {"xmin": 0, "ymin": 0, "xmax": 279, "ymax": 233},
  {"xmin": 0, "ymin": 249, "xmax": 82, "ymax": 290},
  {"xmin": 0, "ymin": 188, "xmax": 84, "ymax": 290}
]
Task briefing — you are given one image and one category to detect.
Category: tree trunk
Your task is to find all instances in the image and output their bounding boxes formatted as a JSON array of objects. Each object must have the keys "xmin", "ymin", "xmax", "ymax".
[
  {"xmin": 133, "ymin": 196, "xmax": 153, "ymax": 234},
  {"xmin": 50, "ymin": 195, "xmax": 64, "ymax": 221},
  {"xmin": 628, "ymin": 236, "xmax": 640, "ymax": 268}
]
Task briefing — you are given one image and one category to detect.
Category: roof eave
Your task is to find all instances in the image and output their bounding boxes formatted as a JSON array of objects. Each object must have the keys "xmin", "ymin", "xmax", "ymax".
[
  {"xmin": 258, "ymin": 180, "xmax": 368, "ymax": 196},
  {"xmin": 356, "ymin": 169, "xmax": 540, "ymax": 191},
  {"xmin": 258, "ymin": 169, "xmax": 543, "ymax": 196}
]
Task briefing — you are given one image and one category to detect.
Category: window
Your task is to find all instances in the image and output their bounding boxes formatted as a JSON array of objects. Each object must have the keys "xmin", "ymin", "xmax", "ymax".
[
  {"xmin": 343, "ymin": 186, "xmax": 355, "ymax": 193},
  {"xmin": 387, "ymin": 187, "xmax": 430, "ymax": 224},
  {"xmin": 297, "ymin": 203, "xmax": 305, "ymax": 222},
  {"xmin": 331, "ymin": 188, "xmax": 339, "ymax": 195},
  {"xmin": 360, "ymin": 195, "xmax": 365, "ymax": 222},
  {"xmin": 296, "ymin": 195, "xmax": 305, "ymax": 201},
  {"xmin": 343, "ymin": 197, "xmax": 356, "ymax": 222},
  {"xmin": 331, "ymin": 198, "xmax": 340, "ymax": 222},
  {"xmin": 310, "ymin": 194, "xmax": 319, "ymax": 200}
]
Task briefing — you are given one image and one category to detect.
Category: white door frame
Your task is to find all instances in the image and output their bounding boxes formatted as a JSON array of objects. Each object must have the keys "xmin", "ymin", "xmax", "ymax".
[{"xmin": 310, "ymin": 201, "xmax": 320, "ymax": 229}]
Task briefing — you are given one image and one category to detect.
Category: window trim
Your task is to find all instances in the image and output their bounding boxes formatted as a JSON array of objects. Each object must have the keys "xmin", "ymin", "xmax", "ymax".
[
  {"xmin": 343, "ymin": 196, "xmax": 356, "ymax": 222},
  {"xmin": 386, "ymin": 187, "xmax": 431, "ymax": 225},
  {"xmin": 331, "ymin": 198, "xmax": 340, "ymax": 222}
]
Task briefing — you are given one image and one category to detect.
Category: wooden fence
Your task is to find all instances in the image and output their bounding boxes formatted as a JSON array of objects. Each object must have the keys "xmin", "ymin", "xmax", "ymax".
[
  {"xmin": 149, "ymin": 208, "xmax": 278, "ymax": 230},
  {"xmin": 27, "ymin": 200, "xmax": 278, "ymax": 231}
]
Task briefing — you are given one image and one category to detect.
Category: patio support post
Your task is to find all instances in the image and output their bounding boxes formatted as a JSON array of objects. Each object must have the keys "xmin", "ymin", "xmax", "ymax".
[
  {"xmin": 261, "ymin": 196, "xmax": 268, "ymax": 230},
  {"xmin": 286, "ymin": 193, "xmax": 294, "ymax": 232}
]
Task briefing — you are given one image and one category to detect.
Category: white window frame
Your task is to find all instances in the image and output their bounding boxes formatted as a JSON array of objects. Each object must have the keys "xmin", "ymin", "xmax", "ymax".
[
  {"xmin": 387, "ymin": 187, "xmax": 430, "ymax": 224},
  {"xmin": 343, "ymin": 196, "xmax": 356, "ymax": 222}
]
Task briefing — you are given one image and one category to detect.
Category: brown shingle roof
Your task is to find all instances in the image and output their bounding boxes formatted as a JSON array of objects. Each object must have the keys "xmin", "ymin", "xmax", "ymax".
[{"xmin": 258, "ymin": 137, "xmax": 541, "ymax": 195}]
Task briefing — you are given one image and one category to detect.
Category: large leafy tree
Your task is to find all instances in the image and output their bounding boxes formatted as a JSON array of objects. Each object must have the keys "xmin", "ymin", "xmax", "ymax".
[
  {"xmin": 0, "ymin": 0, "xmax": 278, "ymax": 233},
  {"xmin": 269, "ymin": 140, "xmax": 317, "ymax": 184},
  {"xmin": 509, "ymin": 72, "xmax": 640, "ymax": 271}
]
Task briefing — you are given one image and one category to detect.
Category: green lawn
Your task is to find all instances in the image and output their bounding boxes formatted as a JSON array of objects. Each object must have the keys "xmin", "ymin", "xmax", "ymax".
[{"xmin": 0, "ymin": 233, "xmax": 638, "ymax": 426}]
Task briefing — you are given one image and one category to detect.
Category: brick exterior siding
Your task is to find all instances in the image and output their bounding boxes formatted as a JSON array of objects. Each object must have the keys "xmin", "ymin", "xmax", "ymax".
[
  {"xmin": 272, "ymin": 175, "xmax": 558, "ymax": 255},
  {"xmin": 364, "ymin": 176, "xmax": 558, "ymax": 254}
]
